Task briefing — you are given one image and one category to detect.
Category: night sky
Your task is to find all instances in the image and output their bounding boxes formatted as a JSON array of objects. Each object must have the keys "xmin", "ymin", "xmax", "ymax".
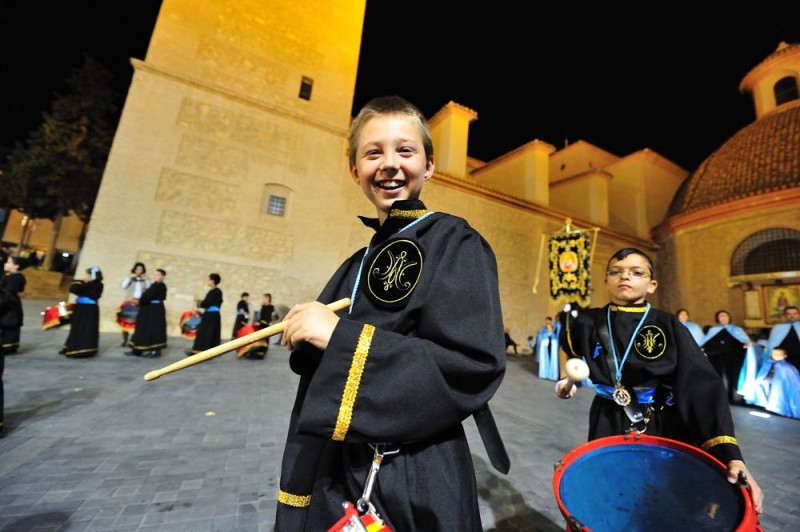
[{"xmin": 2, "ymin": 2, "xmax": 799, "ymax": 171}]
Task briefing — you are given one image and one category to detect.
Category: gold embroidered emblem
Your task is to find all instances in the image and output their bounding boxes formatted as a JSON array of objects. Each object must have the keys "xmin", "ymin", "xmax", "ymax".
[
  {"xmin": 367, "ymin": 239, "xmax": 423, "ymax": 305},
  {"xmin": 634, "ymin": 325, "xmax": 666, "ymax": 360}
]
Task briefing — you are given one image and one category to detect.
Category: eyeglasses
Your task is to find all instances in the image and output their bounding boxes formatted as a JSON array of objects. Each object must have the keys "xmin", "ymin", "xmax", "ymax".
[{"xmin": 606, "ymin": 268, "xmax": 651, "ymax": 279}]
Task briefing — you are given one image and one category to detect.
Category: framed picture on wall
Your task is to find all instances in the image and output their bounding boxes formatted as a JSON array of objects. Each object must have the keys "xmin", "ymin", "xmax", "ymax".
[
  {"xmin": 763, "ymin": 284, "xmax": 800, "ymax": 324},
  {"xmin": 744, "ymin": 289, "xmax": 762, "ymax": 320}
]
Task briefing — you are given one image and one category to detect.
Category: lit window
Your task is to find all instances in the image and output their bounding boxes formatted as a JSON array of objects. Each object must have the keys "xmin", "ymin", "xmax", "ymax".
[{"xmin": 267, "ymin": 195, "xmax": 286, "ymax": 217}]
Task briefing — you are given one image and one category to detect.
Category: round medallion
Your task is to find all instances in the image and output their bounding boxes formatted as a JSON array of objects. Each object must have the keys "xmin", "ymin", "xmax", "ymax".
[
  {"xmin": 634, "ymin": 324, "xmax": 667, "ymax": 360},
  {"xmin": 612, "ymin": 385, "xmax": 632, "ymax": 406},
  {"xmin": 366, "ymin": 239, "xmax": 423, "ymax": 307}
]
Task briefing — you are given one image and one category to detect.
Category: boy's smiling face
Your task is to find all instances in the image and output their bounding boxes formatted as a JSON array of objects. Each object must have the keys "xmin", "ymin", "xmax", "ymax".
[
  {"xmin": 350, "ymin": 114, "xmax": 434, "ymax": 224},
  {"xmin": 605, "ymin": 253, "xmax": 657, "ymax": 305}
]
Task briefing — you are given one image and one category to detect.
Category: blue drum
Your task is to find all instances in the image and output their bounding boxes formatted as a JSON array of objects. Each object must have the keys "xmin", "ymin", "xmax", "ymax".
[
  {"xmin": 116, "ymin": 300, "xmax": 139, "ymax": 331},
  {"xmin": 553, "ymin": 434, "xmax": 759, "ymax": 531},
  {"xmin": 180, "ymin": 310, "xmax": 201, "ymax": 339}
]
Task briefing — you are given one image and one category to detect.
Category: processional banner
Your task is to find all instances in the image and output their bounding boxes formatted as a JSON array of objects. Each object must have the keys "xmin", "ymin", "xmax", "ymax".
[{"xmin": 533, "ymin": 219, "xmax": 598, "ymax": 307}]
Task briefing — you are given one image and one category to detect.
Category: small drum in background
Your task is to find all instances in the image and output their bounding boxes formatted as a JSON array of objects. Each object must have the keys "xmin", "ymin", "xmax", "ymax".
[
  {"xmin": 235, "ymin": 323, "xmax": 268, "ymax": 359},
  {"xmin": 41, "ymin": 301, "xmax": 74, "ymax": 330},
  {"xmin": 116, "ymin": 300, "xmax": 139, "ymax": 331},
  {"xmin": 553, "ymin": 433, "xmax": 760, "ymax": 532},
  {"xmin": 180, "ymin": 310, "xmax": 201, "ymax": 339}
]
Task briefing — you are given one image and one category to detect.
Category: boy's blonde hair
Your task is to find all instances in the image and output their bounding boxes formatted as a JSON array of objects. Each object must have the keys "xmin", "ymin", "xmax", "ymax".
[{"xmin": 348, "ymin": 95, "xmax": 434, "ymax": 167}]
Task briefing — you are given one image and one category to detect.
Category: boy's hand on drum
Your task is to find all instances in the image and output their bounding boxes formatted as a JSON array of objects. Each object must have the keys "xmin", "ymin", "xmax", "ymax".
[{"xmin": 727, "ymin": 460, "xmax": 763, "ymax": 515}]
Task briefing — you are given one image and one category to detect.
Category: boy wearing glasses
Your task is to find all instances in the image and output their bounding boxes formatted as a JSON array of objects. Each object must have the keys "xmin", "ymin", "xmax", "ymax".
[{"xmin": 556, "ymin": 247, "xmax": 764, "ymax": 515}]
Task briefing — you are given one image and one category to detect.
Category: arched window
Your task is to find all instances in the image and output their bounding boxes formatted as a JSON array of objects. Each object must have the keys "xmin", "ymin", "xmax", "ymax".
[
  {"xmin": 730, "ymin": 228, "xmax": 800, "ymax": 276},
  {"xmin": 774, "ymin": 76, "xmax": 799, "ymax": 106}
]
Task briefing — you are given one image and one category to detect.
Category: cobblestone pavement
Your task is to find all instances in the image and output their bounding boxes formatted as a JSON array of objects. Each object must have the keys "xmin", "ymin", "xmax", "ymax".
[{"xmin": 1, "ymin": 299, "xmax": 798, "ymax": 531}]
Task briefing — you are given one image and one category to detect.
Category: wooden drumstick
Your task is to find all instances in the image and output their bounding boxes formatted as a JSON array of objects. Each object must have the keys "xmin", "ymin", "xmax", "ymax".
[
  {"xmin": 144, "ymin": 297, "xmax": 351, "ymax": 381},
  {"xmin": 564, "ymin": 357, "xmax": 590, "ymax": 391}
]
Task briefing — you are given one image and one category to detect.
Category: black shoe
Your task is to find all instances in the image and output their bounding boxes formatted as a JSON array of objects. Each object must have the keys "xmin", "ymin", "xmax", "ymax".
[
  {"xmin": 58, "ymin": 348, "xmax": 66, "ymax": 355},
  {"xmin": 123, "ymin": 350, "xmax": 140, "ymax": 357},
  {"xmin": 184, "ymin": 350, "xmax": 195, "ymax": 356},
  {"xmin": 144, "ymin": 350, "xmax": 162, "ymax": 358}
]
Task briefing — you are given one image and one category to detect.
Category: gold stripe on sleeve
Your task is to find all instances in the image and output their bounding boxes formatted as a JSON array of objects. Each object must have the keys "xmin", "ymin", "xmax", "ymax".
[
  {"xmin": 332, "ymin": 324, "xmax": 375, "ymax": 441},
  {"xmin": 277, "ymin": 489, "xmax": 311, "ymax": 507},
  {"xmin": 701, "ymin": 435, "xmax": 738, "ymax": 450}
]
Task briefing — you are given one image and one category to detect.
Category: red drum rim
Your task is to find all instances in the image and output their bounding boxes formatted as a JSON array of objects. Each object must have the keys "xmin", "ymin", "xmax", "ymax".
[{"xmin": 552, "ymin": 433, "xmax": 758, "ymax": 532}]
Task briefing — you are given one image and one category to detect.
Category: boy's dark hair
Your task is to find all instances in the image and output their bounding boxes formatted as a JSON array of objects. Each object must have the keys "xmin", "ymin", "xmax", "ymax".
[
  {"xmin": 156, "ymin": 268, "xmax": 166, "ymax": 276},
  {"xmin": 209, "ymin": 273, "xmax": 221, "ymax": 285},
  {"xmin": 608, "ymin": 247, "xmax": 655, "ymax": 278},
  {"xmin": 785, "ymin": 305, "xmax": 799, "ymax": 314},
  {"xmin": 241, "ymin": 292, "xmax": 249, "ymax": 298},
  {"xmin": 714, "ymin": 309, "xmax": 731, "ymax": 323}
]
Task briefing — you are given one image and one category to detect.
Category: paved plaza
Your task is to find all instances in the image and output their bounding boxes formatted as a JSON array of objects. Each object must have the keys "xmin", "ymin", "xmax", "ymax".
[{"xmin": 1, "ymin": 298, "xmax": 798, "ymax": 531}]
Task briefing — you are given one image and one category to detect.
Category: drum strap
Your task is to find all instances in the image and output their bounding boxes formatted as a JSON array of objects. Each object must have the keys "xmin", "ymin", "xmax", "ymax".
[{"xmin": 597, "ymin": 318, "xmax": 647, "ymax": 431}]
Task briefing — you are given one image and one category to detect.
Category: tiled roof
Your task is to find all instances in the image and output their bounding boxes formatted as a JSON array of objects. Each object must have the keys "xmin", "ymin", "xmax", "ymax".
[{"xmin": 668, "ymin": 104, "xmax": 800, "ymax": 217}]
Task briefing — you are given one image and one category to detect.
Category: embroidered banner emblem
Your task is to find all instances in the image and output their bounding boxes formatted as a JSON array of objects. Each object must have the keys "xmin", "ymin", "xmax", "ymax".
[
  {"xmin": 547, "ymin": 227, "xmax": 597, "ymax": 307},
  {"xmin": 634, "ymin": 325, "xmax": 666, "ymax": 360},
  {"xmin": 366, "ymin": 239, "xmax": 423, "ymax": 306}
]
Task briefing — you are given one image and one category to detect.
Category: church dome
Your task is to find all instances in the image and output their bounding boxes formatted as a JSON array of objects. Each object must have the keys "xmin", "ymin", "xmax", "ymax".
[{"xmin": 667, "ymin": 102, "xmax": 800, "ymax": 217}]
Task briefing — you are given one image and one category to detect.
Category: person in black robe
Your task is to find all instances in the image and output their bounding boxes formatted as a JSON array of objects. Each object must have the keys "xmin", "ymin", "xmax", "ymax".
[
  {"xmin": 1, "ymin": 254, "xmax": 26, "ymax": 435},
  {"xmin": 1, "ymin": 256, "xmax": 26, "ymax": 354},
  {"xmin": 187, "ymin": 273, "xmax": 222, "ymax": 356},
  {"xmin": 241, "ymin": 292, "xmax": 276, "ymax": 358},
  {"xmin": 127, "ymin": 269, "xmax": 168, "ymax": 358},
  {"xmin": 699, "ymin": 310, "xmax": 750, "ymax": 405},
  {"xmin": 256, "ymin": 292, "xmax": 276, "ymax": 329},
  {"xmin": 274, "ymin": 96, "xmax": 506, "ymax": 531},
  {"xmin": 557, "ymin": 247, "xmax": 763, "ymax": 516},
  {"xmin": 231, "ymin": 291, "xmax": 250, "ymax": 340},
  {"xmin": 62, "ymin": 267, "xmax": 104, "ymax": 358},
  {"xmin": 504, "ymin": 326, "xmax": 518, "ymax": 354}
]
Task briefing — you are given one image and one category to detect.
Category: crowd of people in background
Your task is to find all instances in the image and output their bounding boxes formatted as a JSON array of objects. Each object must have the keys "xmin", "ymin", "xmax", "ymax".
[
  {"xmin": 0, "ymin": 255, "xmax": 282, "ymax": 363},
  {"xmin": 516, "ymin": 298, "xmax": 800, "ymax": 422}
]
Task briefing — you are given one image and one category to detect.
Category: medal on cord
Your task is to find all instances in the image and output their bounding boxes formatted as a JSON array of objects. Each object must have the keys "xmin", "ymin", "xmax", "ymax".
[{"xmin": 606, "ymin": 303, "xmax": 651, "ymax": 406}]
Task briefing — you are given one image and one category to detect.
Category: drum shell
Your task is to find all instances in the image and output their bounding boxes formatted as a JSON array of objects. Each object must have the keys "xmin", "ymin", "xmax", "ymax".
[
  {"xmin": 41, "ymin": 302, "xmax": 74, "ymax": 330},
  {"xmin": 235, "ymin": 323, "xmax": 268, "ymax": 359},
  {"xmin": 116, "ymin": 300, "xmax": 139, "ymax": 331},
  {"xmin": 552, "ymin": 434, "xmax": 759, "ymax": 532}
]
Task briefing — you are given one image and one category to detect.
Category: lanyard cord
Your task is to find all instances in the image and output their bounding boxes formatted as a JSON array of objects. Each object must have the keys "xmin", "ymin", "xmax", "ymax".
[
  {"xmin": 606, "ymin": 303, "xmax": 651, "ymax": 382},
  {"xmin": 348, "ymin": 212, "xmax": 435, "ymax": 315}
]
